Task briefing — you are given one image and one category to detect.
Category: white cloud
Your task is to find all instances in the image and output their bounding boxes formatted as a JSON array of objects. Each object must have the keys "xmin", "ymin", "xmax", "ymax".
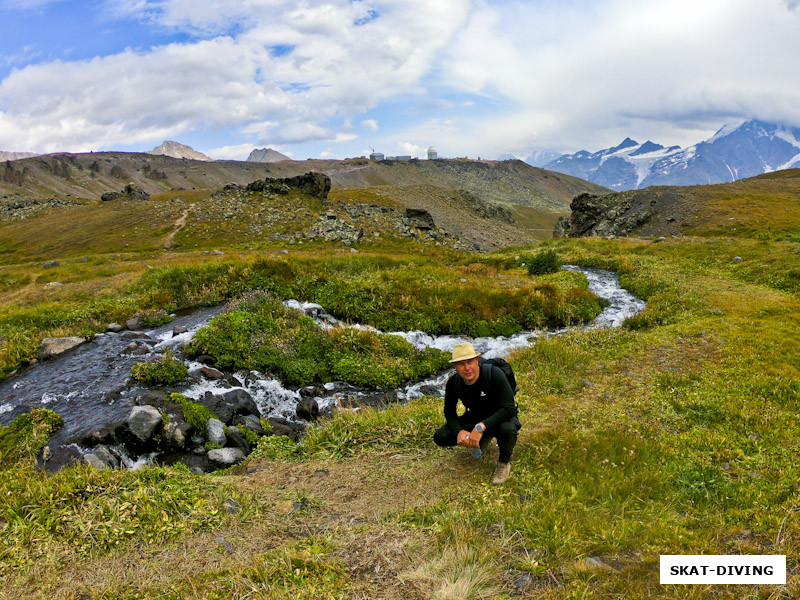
[
  {"xmin": 2, "ymin": 0, "xmax": 800, "ymax": 156},
  {"xmin": 0, "ymin": 0, "xmax": 470, "ymax": 152}
]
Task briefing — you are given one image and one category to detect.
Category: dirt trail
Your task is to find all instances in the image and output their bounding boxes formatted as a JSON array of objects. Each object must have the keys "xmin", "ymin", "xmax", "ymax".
[{"xmin": 162, "ymin": 203, "xmax": 195, "ymax": 249}]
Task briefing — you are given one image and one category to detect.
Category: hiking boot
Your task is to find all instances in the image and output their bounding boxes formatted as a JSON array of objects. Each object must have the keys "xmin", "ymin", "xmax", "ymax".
[{"xmin": 491, "ymin": 462, "xmax": 510, "ymax": 485}]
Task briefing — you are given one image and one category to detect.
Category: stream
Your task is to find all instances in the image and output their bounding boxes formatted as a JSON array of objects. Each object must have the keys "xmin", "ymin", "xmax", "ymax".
[{"xmin": 0, "ymin": 266, "xmax": 644, "ymax": 466}]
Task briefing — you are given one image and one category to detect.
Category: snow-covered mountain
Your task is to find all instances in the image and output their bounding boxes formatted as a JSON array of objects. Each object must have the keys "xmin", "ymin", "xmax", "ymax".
[{"xmin": 541, "ymin": 120, "xmax": 800, "ymax": 190}]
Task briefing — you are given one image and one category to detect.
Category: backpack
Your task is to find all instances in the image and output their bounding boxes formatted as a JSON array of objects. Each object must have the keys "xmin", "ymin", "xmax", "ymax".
[{"xmin": 478, "ymin": 356, "xmax": 518, "ymax": 396}]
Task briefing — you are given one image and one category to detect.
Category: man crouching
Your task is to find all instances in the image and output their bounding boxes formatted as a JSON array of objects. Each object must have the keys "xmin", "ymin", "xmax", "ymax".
[{"xmin": 433, "ymin": 342, "xmax": 521, "ymax": 485}]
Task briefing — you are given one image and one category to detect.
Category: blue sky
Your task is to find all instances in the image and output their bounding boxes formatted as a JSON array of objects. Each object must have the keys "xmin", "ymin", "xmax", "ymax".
[{"xmin": 1, "ymin": 0, "xmax": 799, "ymax": 160}]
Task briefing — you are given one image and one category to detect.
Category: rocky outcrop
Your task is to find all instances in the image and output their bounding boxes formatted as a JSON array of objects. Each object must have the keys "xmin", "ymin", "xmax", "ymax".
[
  {"xmin": 0, "ymin": 194, "xmax": 81, "ymax": 222},
  {"xmin": 101, "ymin": 182, "xmax": 150, "ymax": 202},
  {"xmin": 236, "ymin": 171, "xmax": 331, "ymax": 200},
  {"xmin": 554, "ymin": 187, "xmax": 699, "ymax": 238}
]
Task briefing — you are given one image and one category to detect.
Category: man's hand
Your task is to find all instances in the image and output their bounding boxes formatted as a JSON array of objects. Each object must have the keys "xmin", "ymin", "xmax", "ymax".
[
  {"xmin": 467, "ymin": 426, "xmax": 483, "ymax": 448},
  {"xmin": 457, "ymin": 430, "xmax": 471, "ymax": 447}
]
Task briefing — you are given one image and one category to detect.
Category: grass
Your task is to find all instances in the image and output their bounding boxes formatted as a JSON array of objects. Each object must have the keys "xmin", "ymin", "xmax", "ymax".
[{"xmin": 2, "ymin": 177, "xmax": 800, "ymax": 597}]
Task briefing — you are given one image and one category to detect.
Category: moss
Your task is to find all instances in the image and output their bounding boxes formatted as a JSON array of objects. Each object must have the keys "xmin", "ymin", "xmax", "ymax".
[
  {"xmin": 170, "ymin": 393, "xmax": 216, "ymax": 431},
  {"xmin": 130, "ymin": 350, "xmax": 188, "ymax": 385},
  {"xmin": 0, "ymin": 408, "xmax": 63, "ymax": 468}
]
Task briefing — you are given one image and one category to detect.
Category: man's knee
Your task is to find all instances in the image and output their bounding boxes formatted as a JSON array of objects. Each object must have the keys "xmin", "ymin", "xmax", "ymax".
[
  {"xmin": 433, "ymin": 425, "xmax": 456, "ymax": 448},
  {"xmin": 496, "ymin": 419, "xmax": 520, "ymax": 438}
]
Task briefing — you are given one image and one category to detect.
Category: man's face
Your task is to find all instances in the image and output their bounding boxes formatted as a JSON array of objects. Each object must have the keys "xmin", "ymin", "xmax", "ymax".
[{"xmin": 454, "ymin": 356, "xmax": 479, "ymax": 385}]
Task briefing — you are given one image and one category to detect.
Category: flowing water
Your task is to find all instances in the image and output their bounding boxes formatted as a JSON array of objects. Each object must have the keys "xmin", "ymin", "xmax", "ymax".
[{"xmin": 0, "ymin": 266, "xmax": 644, "ymax": 459}]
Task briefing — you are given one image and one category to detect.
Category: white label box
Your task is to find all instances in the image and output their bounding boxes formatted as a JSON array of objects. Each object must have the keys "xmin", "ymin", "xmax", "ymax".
[{"xmin": 660, "ymin": 555, "xmax": 786, "ymax": 585}]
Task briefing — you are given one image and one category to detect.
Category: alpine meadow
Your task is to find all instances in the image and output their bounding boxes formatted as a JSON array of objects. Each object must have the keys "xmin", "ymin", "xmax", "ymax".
[{"xmin": 0, "ymin": 153, "xmax": 798, "ymax": 600}]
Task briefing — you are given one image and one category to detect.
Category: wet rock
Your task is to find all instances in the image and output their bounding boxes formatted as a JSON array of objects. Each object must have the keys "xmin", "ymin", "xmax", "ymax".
[
  {"xmin": 84, "ymin": 445, "xmax": 120, "ymax": 470},
  {"xmin": 128, "ymin": 405, "xmax": 163, "ymax": 443},
  {"xmin": 198, "ymin": 388, "xmax": 258, "ymax": 424},
  {"xmin": 172, "ymin": 325, "xmax": 189, "ymax": 336},
  {"xmin": 226, "ymin": 427, "xmax": 251, "ymax": 454},
  {"xmin": 42, "ymin": 444, "xmax": 84, "ymax": 472},
  {"xmin": 200, "ymin": 366, "xmax": 224, "ymax": 380},
  {"xmin": 233, "ymin": 414, "xmax": 264, "ymax": 436},
  {"xmin": 163, "ymin": 419, "xmax": 192, "ymax": 449},
  {"xmin": 297, "ymin": 397, "xmax": 319, "ymax": 421},
  {"xmin": 38, "ymin": 336, "xmax": 84, "ymax": 361},
  {"xmin": 268, "ymin": 417, "xmax": 304, "ymax": 441},
  {"xmin": 207, "ymin": 447, "xmax": 245, "ymax": 469},
  {"xmin": 106, "ymin": 323, "xmax": 124, "ymax": 333},
  {"xmin": 205, "ymin": 418, "xmax": 227, "ymax": 446},
  {"xmin": 196, "ymin": 355, "xmax": 217, "ymax": 366}
]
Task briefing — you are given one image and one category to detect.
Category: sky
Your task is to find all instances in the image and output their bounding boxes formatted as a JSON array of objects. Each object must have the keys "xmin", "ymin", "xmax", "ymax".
[{"xmin": 1, "ymin": 0, "xmax": 799, "ymax": 161}]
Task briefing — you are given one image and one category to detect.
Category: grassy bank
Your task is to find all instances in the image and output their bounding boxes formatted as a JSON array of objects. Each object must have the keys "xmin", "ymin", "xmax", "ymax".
[{"xmin": 0, "ymin": 234, "xmax": 797, "ymax": 598}]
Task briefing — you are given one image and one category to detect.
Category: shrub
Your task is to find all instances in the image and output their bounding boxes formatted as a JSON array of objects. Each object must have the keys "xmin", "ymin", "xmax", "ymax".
[
  {"xmin": 527, "ymin": 249, "xmax": 562, "ymax": 275},
  {"xmin": 130, "ymin": 350, "xmax": 188, "ymax": 385}
]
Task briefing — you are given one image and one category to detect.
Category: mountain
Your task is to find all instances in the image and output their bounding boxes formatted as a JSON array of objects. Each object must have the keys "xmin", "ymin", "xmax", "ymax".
[
  {"xmin": 524, "ymin": 149, "xmax": 562, "ymax": 168},
  {"xmin": 148, "ymin": 141, "xmax": 213, "ymax": 162},
  {"xmin": 0, "ymin": 151, "xmax": 38, "ymax": 161},
  {"xmin": 543, "ymin": 120, "xmax": 800, "ymax": 191},
  {"xmin": 247, "ymin": 148, "xmax": 292, "ymax": 163}
]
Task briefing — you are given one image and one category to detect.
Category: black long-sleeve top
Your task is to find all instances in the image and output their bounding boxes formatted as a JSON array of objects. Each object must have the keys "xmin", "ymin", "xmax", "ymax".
[{"xmin": 443, "ymin": 364, "xmax": 516, "ymax": 435}]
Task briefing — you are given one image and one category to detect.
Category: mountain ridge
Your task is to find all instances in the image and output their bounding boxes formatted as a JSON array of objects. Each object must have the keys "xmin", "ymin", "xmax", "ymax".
[{"xmin": 538, "ymin": 119, "xmax": 800, "ymax": 190}]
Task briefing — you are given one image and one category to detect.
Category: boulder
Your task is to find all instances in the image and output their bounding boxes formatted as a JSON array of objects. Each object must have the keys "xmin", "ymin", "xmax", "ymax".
[
  {"xmin": 38, "ymin": 336, "xmax": 84, "ymax": 361},
  {"xmin": 163, "ymin": 419, "xmax": 192, "ymax": 449},
  {"xmin": 128, "ymin": 405, "xmax": 163, "ymax": 443},
  {"xmin": 126, "ymin": 315, "xmax": 142, "ymax": 330},
  {"xmin": 296, "ymin": 397, "xmax": 319, "ymax": 421},
  {"xmin": 200, "ymin": 366, "xmax": 224, "ymax": 380},
  {"xmin": 233, "ymin": 414, "xmax": 265, "ymax": 436},
  {"xmin": 226, "ymin": 427, "xmax": 251, "ymax": 454},
  {"xmin": 198, "ymin": 388, "xmax": 258, "ymax": 424},
  {"xmin": 106, "ymin": 322, "xmax": 124, "ymax": 333},
  {"xmin": 268, "ymin": 417, "xmax": 304, "ymax": 442},
  {"xmin": 405, "ymin": 208, "xmax": 436, "ymax": 230},
  {"xmin": 205, "ymin": 418, "xmax": 227, "ymax": 446},
  {"xmin": 207, "ymin": 447, "xmax": 246, "ymax": 469},
  {"xmin": 84, "ymin": 445, "xmax": 120, "ymax": 470}
]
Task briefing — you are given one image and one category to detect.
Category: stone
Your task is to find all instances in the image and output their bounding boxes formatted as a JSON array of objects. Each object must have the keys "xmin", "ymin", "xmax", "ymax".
[
  {"xmin": 84, "ymin": 445, "xmax": 119, "ymax": 470},
  {"xmin": 126, "ymin": 315, "xmax": 142, "ymax": 330},
  {"xmin": 172, "ymin": 325, "xmax": 189, "ymax": 336},
  {"xmin": 405, "ymin": 208, "xmax": 436, "ymax": 230},
  {"xmin": 44, "ymin": 281, "xmax": 64, "ymax": 288},
  {"xmin": 296, "ymin": 397, "xmax": 319, "ymax": 421},
  {"xmin": 226, "ymin": 427, "xmax": 251, "ymax": 454},
  {"xmin": 106, "ymin": 322, "xmax": 124, "ymax": 333},
  {"xmin": 163, "ymin": 419, "xmax": 192, "ymax": 449},
  {"xmin": 200, "ymin": 366, "xmax": 224, "ymax": 380},
  {"xmin": 233, "ymin": 414, "xmax": 264, "ymax": 436},
  {"xmin": 268, "ymin": 417, "xmax": 304, "ymax": 441},
  {"xmin": 43, "ymin": 260, "xmax": 60, "ymax": 268},
  {"xmin": 37, "ymin": 336, "xmax": 84, "ymax": 361},
  {"xmin": 733, "ymin": 256, "xmax": 743, "ymax": 262},
  {"xmin": 128, "ymin": 405, "xmax": 163, "ymax": 442},
  {"xmin": 206, "ymin": 418, "xmax": 227, "ymax": 446},
  {"xmin": 207, "ymin": 447, "xmax": 245, "ymax": 469},
  {"xmin": 198, "ymin": 388, "xmax": 258, "ymax": 424}
]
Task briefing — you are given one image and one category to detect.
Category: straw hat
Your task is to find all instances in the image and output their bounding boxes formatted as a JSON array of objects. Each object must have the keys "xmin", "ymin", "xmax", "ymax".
[{"xmin": 449, "ymin": 342, "xmax": 480, "ymax": 363}]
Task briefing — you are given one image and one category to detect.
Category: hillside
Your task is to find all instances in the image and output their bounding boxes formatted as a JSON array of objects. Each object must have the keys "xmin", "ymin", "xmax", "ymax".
[
  {"xmin": 0, "ymin": 154, "xmax": 608, "ymax": 250},
  {"xmin": 555, "ymin": 168, "xmax": 800, "ymax": 242}
]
